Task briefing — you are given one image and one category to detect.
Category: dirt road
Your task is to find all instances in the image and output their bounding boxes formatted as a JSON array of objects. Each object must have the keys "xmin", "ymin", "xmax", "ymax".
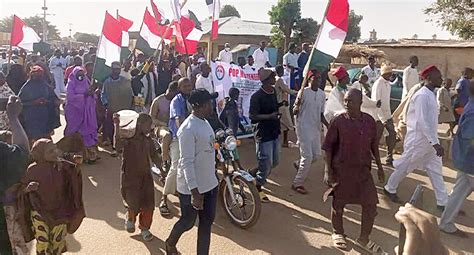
[{"xmin": 47, "ymin": 124, "xmax": 473, "ymax": 255}]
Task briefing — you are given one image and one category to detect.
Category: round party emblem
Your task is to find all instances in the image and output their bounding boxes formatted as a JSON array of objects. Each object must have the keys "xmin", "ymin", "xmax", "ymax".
[{"xmin": 215, "ymin": 65, "xmax": 225, "ymax": 81}]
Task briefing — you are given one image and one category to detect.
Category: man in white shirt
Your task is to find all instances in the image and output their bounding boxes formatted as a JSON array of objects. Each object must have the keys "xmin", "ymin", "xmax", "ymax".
[
  {"xmin": 217, "ymin": 43, "xmax": 233, "ymax": 64},
  {"xmin": 244, "ymin": 55, "xmax": 256, "ymax": 72},
  {"xmin": 283, "ymin": 42, "xmax": 299, "ymax": 89},
  {"xmin": 402, "ymin": 55, "xmax": 420, "ymax": 99},
  {"xmin": 372, "ymin": 64, "xmax": 397, "ymax": 165},
  {"xmin": 195, "ymin": 63, "xmax": 214, "ymax": 93},
  {"xmin": 384, "ymin": 65, "xmax": 449, "ymax": 209},
  {"xmin": 361, "ymin": 55, "xmax": 380, "ymax": 86},
  {"xmin": 353, "ymin": 74, "xmax": 382, "ymax": 120},
  {"xmin": 252, "ymin": 41, "xmax": 271, "ymax": 70},
  {"xmin": 165, "ymin": 88, "xmax": 219, "ymax": 255},
  {"xmin": 49, "ymin": 49, "xmax": 67, "ymax": 97},
  {"xmin": 292, "ymin": 70, "xmax": 329, "ymax": 194}
]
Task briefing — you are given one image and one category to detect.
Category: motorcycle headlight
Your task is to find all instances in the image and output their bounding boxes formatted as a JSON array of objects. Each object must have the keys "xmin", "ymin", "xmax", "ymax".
[
  {"xmin": 224, "ymin": 136, "xmax": 237, "ymax": 151},
  {"xmin": 225, "ymin": 128, "xmax": 234, "ymax": 136}
]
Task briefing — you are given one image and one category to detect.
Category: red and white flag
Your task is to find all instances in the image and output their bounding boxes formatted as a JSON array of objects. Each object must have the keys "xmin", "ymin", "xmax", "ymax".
[
  {"xmin": 10, "ymin": 15, "xmax": 40, "ymax": 51},
  {"xmin": 117, "ymin": 15, "xmax": 133, "ymax": 48},
  {"xmin": 174, "ymin": 16, "xmax": 203, "ymax": 55},
  {"xmin": 206, "ymin": 0, "xmax": 220, "ymax": 39},
  {"xmin": 150, "ymin": 0, "xmax": 166, "ymax": 22},
  {"xmin": 93, "ymin": 12, "xmax": 123, "ymax": 82},
  {"xmin": 137, "ymin": 8, "xmax": 173, "ymax": 55}
]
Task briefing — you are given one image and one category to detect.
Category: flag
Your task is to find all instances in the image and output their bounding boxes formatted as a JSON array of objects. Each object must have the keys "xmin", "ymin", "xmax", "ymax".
[
  {"xmin": 93, "ymin": 12, "xmax": 123, "ymax": 82},
  {"xmin": 303, "ymin": 0, "xmax": 349, "ymax": 77},
  {"xmin": 150, "ymin": 0, "xmax": 165, "ymax": 22},
  {"xmin": 174, "ymin": 16, "xmax": 203, "ymax": 55},
  {"xmin": 10, "ymin": 15, "xmax": 40, "ymax": 51},
  {"xmin": 205, "ymin": 0, "xmax": 220, "ymax": 39},
  {"xmin": 170, "ymin": 0, "xmax": 182, "ymax": 22},
  {"xmin": 136, "ymin": 8, "xmax": 173, "ymax": 57},
  {"xmin": 118, "ymin": 15, "xmax": 133, "ymax": 62}
]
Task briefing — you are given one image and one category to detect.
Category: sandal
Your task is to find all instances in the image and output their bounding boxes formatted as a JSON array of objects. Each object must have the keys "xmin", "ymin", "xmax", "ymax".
[
  {"xmin": 141, "ymin": 229, "xmax": 154, "ymax": 242},
  {"xmin": 332, "ymin": 234, "xmax": 347, "ymax": 250},
  {"xmin": 159, "ymin": 202, "xmax": 171, "ymax": 216},
  {"xmin": 356, "ymin": 239, "xmax": 386, "ymax": 254},
  {"xmin": 291, "ymin": 185, "xmax": 308, "ymax": 194}
]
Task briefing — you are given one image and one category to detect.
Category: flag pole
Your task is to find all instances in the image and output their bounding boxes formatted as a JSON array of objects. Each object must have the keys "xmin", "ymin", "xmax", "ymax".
[
  {"xmin": 7, "ymin": 16, "xmax": 16, "ymax": 71},
  {"xmin": 91, "ymin": 11, "xmax": 108, "ymax": 85},
  {"xmin": 293, "ymin": 0, "xmax": 331, "ymax": 112},
  {"xmin": 152, "ymin": 0, "xmax": 188, "ymax": 59}
]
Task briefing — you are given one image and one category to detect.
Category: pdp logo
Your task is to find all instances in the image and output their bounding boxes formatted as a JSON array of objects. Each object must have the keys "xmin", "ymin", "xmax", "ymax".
[{"xmin": 215, "ymin": 65, "xmax": 225, "ymax": 81}]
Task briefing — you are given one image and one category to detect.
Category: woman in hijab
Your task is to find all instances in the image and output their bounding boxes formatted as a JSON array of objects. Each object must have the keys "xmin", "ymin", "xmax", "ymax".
[
  {"xmin": 64, "ymin": 66, "xmax": 98, "ymax": 163},
  {"xmin": 18, "ymin": 65, "xmax": 60, "ymax": 143},
  {"xmin": 19, "ymin": 139, "xmax": 85, "ymax": 254},
  {"xmin": 6, "ymin": 64, "xmax": 27, "ymax": 95}
]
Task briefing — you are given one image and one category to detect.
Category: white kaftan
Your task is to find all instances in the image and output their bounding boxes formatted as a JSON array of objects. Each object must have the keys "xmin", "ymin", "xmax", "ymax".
[
  {"xmin": 49, "ymin": 56, "xmax": 66, "ymax": 96},
  {"xmin": 402, "ymin": 66, "xmax": 419, "ymax": 99},
  {"xmin": 385, "ymin": 86, "xmax": 449, "ymax": 206}
]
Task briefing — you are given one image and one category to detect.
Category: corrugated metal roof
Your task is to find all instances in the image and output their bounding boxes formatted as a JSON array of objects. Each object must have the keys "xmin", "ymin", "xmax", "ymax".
[
  {"xmin": 200, "ymin": 17, "xmax": 273, "ymax": 37},
  {"xmin": 364, "ymin": 39, "xmax": 474, "ymax": 48}
]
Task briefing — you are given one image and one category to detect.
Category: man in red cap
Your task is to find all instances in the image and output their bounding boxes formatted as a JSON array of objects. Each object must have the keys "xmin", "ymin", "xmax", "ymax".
[
  {"xmin": 324, "ymin": 66, "xmax": 350, "ymax": 122},
  {"xmin": 385, "ymin": 65, "xmax": 449, "ymax": 209},
  {"xmin": 292, "ymin": 69, "xmax": 329, "ymax": 194}
]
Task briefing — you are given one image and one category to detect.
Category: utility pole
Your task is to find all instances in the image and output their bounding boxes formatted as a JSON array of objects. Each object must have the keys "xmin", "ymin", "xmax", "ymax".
[
  {"xmin": 68, "ymin": 23, "xmax": 73, "ymax": 49},
  {"xmin": 41, "ymin": 0, "xmax": 48, "ymax": 41}
]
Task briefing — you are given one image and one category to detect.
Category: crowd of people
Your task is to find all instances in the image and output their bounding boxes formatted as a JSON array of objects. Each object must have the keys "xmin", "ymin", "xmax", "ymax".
[{"xmin": 0, "ymin": 40, "xmax": 472, "ymax": 255}]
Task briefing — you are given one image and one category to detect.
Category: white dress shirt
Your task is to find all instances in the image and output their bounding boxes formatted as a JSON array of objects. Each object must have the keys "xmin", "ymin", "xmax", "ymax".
[
  {"xmin": 372, "ymin": 76, "xmax": 392, "ymax": 122},
  {"xmin": 252, "ymin": 48, "xmax": 269, "ymax": 70},
  {"xmin": 177, "ymin": 114, "xmax": 219, "ymax": 194},
  {"xmin": 402, "ymin": 66, "xmax": 420, "ymax": 99},
  {"xmin": 361, "ymin": 65, "xmax": 380, "ymax": 86},
  {"xmin": 195, "ymin": 74, "xmax": 214, "ymax": 93},
  {"xmin": 283, "ymin": 52, "xmax": 298, "ymax": 68},
  {"xmin": 218, "ymin": 49, "xmax": 233, "ymax": 63}
]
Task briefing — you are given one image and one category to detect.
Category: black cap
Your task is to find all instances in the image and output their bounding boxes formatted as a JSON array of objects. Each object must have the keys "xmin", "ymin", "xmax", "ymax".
[{"xmin": 188, "ymin": 88, "xmax": 218, "ymax": 106}]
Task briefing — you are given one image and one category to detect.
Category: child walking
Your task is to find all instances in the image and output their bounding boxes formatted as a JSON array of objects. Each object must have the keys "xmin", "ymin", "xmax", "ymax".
[
  {"xmin": 114, "ymin": 113, "xmax": 161, "ymax": 241},
  {"xmin": 20, "ymin": 139, "xmax": 84, "ymax": 255}
]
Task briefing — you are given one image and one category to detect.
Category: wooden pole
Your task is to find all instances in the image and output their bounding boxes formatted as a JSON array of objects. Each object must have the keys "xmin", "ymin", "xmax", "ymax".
[{"xmin": 293, "ymin": 1, "xmax": 331, "ymax": 111}]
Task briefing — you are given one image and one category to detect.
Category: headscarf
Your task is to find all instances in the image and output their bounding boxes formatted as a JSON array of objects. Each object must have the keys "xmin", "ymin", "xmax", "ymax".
[
  {"xmin": 6, "ymin": 63, "xmax": 27, "ymax": 94},
  {"xmin": 30, "ymin": 138, "xmax": 54, "ymax": 163},
  {"xmin": 67, "ymin": 66, "xmax": 88, "ymax": 90}
]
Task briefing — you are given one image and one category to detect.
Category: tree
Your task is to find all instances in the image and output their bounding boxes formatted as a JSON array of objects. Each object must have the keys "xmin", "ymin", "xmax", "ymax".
[
  {"xmin": 0, "ymin": 15, "xmax": 61, "ymax": 40},
  {"xmin": 73, "ymin": 32, "xmax": 100, "ymax": 45},
  {"xmin": 294, "ymin": 18, "xmax": 319, "ymax": 44},
  {"xmin": 424, "ymin": 0, "xmax": 473, "ymax": 40},
  {"xmin": 220, "ymin": 5, "xmax": 241, "ymax": 18},
  {"xmin": 346, "ymin": 10, "xmax": 363, "ymax": 42},
  {"xmin": 268, "ymin": 0, "xmax": 301, "ymax": 52}
]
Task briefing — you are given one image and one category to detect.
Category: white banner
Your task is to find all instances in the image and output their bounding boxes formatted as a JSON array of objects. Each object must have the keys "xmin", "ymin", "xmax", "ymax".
[{"xmin": 211, "ymin": 61, "xmax": 262, "ymax": 117}]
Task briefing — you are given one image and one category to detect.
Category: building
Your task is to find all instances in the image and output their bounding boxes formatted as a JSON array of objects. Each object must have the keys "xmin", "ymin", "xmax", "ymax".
[
  {"xmin": 363, "ymin": 39, "xmax": 474, "ymax": 79},
  {"xmin": 199, "ymin": 17, "xmax": 273, "ymax": 61},
  {"xmin": 0, "ymin": 32, "xmax": 11, "ymax": 46}
]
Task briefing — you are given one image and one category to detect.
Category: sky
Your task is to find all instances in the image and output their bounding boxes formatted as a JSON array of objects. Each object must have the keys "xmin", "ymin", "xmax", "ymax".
[{"xmin": 0, "ymin": 0, "xmax": 455, "ymax": 40}]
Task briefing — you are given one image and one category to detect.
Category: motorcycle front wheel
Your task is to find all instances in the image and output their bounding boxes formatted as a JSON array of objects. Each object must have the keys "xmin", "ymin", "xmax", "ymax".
[{"xmin": 219, "ymin": 175, "xmax": 261, "ymax": 229}]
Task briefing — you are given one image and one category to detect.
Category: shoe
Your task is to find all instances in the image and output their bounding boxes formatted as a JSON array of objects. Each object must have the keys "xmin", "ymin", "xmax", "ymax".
[
  {"xmin": 111, "ymin": 149, "xmax": 118, "ymax": 157},
  {"xmin": 248, "ymin": 168, "xmax": 258, "ymax": 177},
  {"xmin": 165, "ymin": 240, "xmax": 179, "ymax": 255},
  {"xmin": 383, "ymin": 188, "xmax": 400, "ymax": 203},
  {"xmin": 125, "ymin": 220, "xmax": 135, "ymax": 233},
  {"xmin": 259, "ymin": 191, "xmax": 269, "ymax": 203},
  {"xmin": 141, "ymin": 229, "xmax": 154, "ymax": 242},
  {"xmin": 437, "ymin": 205, "xmax": 446, "ymax": 212}
]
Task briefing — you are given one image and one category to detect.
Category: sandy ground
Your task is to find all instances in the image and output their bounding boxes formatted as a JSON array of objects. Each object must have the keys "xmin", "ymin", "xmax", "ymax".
[{"xmin": 42, "ymin": 118, "xmax": 473, "ymax": 255}]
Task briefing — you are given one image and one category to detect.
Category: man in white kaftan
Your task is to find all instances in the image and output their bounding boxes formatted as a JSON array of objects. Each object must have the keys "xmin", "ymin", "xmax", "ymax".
[
  {"xmin": 292, "ymin": 71, "xmax": 328, "ymax": 193},
  {"xmin": 402, "ymin": 56, "xmax": 420, "ymax": 99},
  {"xmin": 384, "ymin": 65, "xmax": 449, "ymax": 207},
  {"xmin": 49, "ymin": 49, "xmax": 67, "ymax": 97}
]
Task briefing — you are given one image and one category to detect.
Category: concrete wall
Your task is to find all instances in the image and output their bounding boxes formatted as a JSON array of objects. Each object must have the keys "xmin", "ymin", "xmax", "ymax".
[
  {"xmin": 372, "ymin": 46, "xmax": 474, "ymax": 80},
  {"xmin": 0, "ymin": 32, "xmax": 11, "ymax": 45}
]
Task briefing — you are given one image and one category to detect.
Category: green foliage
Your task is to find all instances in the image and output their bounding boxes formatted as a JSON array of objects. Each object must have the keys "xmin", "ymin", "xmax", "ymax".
[
  {"xmin": 268, "ymin": 0, "xmax": 301, "ymax": 52},
  {"xmin": 346, "ymin": 10, "xmax": 363, "ymax": 42},
  {"xmin": 424, "ymin": 0, "xmax": 473, "ymax": 40},
  {"xmin": 270, "ymin": 26, "xmax": 285, "ymax": 49},
  {"xmin": 73, "ymin": 32, "xmax": 99, "ymax": 45},
  {"xmin": 0, "ymin": 15, "xmax": 61, "ymax": 40},
  {"xmin": 220, "ymin": 5, "xmax": 241, "ymax": 18},
  {"xmin": 294, "ymin": 18, "xmax": 319, "ymax": 44}
]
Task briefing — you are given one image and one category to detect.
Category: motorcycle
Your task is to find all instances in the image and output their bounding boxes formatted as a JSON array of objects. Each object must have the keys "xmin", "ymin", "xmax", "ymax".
[{"xmin": 214, "ymin": 128, "xmax": 261, "ymax": 229}]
